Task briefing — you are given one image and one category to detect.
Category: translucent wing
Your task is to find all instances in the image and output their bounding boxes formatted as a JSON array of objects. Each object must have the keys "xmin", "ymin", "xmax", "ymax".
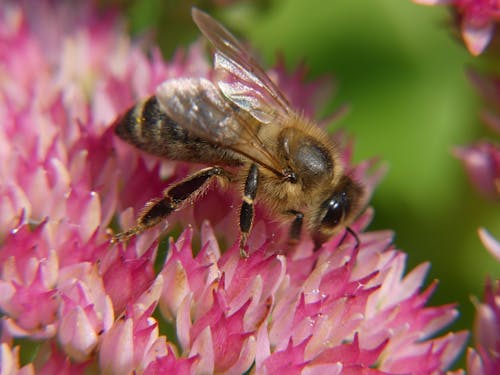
[
  {"xmin": 156, "ymin": 78, "xmax": 286, "ymax": 176},
  {"xmin": 156, "ymin": 78, "xmax": 240, "ymax": 144},
  {"xmin": 192, "ymin": 7, "xmax": 292, "ymax": 124}
]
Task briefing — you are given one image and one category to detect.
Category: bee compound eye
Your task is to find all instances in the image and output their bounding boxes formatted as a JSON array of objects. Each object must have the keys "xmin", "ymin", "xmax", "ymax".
[{"xmin": 321, "ymin": 193, "xmax": 347, "ymax": 228}]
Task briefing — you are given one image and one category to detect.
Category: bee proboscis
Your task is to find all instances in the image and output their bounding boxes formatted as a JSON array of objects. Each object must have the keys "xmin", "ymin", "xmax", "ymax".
[{"xmin": 112, "ymin": 8, "xmax": 364, "ymax": 256}]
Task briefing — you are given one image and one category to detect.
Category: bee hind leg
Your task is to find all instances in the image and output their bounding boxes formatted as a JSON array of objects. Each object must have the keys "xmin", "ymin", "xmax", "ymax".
[
  {"xmin": 111, "ymin": 166, "xmax": 227, "ymax": 243},
  {"xmin": 239, "ymin": 164, "xmax": 259, "ymax": 258}
]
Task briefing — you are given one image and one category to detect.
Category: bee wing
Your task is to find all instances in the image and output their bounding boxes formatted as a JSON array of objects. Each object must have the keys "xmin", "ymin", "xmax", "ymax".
[
  {"xmin": 192, "ymin": 8, "xmax": 292, "ymax": 124},
  {"xmin": 156, "ymin": 77, "xmax": 240, "ymax": 144},
  {"xmin": 156, "ymin": 77, "xmax": 286, "ymax": 176}
]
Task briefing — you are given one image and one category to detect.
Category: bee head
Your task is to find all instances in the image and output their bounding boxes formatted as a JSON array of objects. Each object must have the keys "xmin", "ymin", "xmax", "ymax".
[{"xmin": 312, "ymin": 175, "xmax": 363, "ymax": 248}]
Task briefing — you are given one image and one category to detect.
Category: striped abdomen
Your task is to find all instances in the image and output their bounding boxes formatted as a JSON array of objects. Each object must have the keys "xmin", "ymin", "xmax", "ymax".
[{"xmin": 114, "ymin": 96, "xmax": 242, "ymax": 166}]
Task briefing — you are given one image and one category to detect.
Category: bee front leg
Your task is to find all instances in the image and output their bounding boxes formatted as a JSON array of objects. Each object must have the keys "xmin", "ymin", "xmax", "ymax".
[
  {"xmin": 112, "ymin": 166, "xmax": 227, "ymax": 243},
  {"xmin": 239, "ymin": 164, "xmax": 259, "ymax": 258},
  {"xmin": 287, "ymin": 210, "xmax": 304, "ymax": 246}
]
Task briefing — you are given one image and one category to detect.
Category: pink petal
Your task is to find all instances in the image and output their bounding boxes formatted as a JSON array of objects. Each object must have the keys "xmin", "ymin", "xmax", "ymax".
[
  {"xmin": 467, "ymin": 348, "xmax": 486, "ymax": 375},
  {"xmin": 135, "ymin": 275, "xmax": 164, "ymax": 314},
  {"xmin": 412, "ymin": 0, "xmax": 452, "ymax": 4},
  {"xmin": 189, "ymin": 327, "xmax": 215, "ymax": 375},
  {"xmin": 479, "ymin": 228, "xmax": 500, "ymax": 261},
  {"xmin": 176, "ymin": 292, "xmax": 194, "ymax": 351},
  {"xmin": 313, "ymin": 334, "xmax": 367, "ymax": 365},
  {"xmin": 99, "ymin": 318, "xmax": 134, "ymax": 375},
  {"xmin": 143, "ymin": 347, "xmax": 198, "ymax": 375},
  {"xmin": 37, "ymin": 343, "xmax": 88, "ymax": 375},
  {"xmin": 58, "ymin": 306, "xmax": 98, "ymax": 362},
  {"xmin": 102, "ymin": 243, "xmax": 157, "ymax": 313},
  {"xmin": 255, "ymin": 320, "xmax": 272, "ymax": 367},
  {"xmin": 462, "ymin": 20, "xmax": 494, "ymax": 56},
  {"xmin": 159, "ymin": 252, "xmax": 192, "ymax": 321},
  {"xmin": 302, "ymin": 363, "xmax": 343, "ymax": 375},
  {"xmin": 474, "ymin": 300, "xmax": 498, "ymax": 352},
  {"xmin": 0, "ymin": 343, "xmax": 34, "ymax": 375},
  {"xmin": 260, "ymin": 338, "xmax": 310, "ymax": 373},
  {"xmin": 454, "ymin": 142, "xmax": 500, "ymax": 199}
]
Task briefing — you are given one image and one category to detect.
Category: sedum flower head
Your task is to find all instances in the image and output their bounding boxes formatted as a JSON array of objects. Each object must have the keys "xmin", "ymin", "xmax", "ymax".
[
  {"xmin": 413, "ymin": 0, "xmax": 500, "ymax": 55},
  {"xmin": 453, "ymin": 70, "xmax": 500, "ymax": 200},
  {"xmin": 0, "ymin": 1, "xmax": 467, "ymax": 374},
  {"xmin": 156, "ymin": 219, "xmax": 467, "ymax": 374},
  {"xmin": 454, "ymin": 142, "xmax": 500, "ymax": 199}
]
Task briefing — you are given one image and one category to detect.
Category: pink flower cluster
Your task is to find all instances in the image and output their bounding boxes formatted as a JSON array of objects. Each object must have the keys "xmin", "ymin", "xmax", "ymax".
[
  {"xmin": 467, "ymin": 231, "xmax": 500, "ymax": 375},
  {"xmin": 412, "ymin": 2, "xmax": 500, "ymax": 197},
  {"xmin": 453, "ymin": 70, "xmax": 500, "ymax": 200},
  {"xmin": 0, "ymin": 1, "xmax": 467, "ymax": 373},
  {"xmin": 414, "ymin": 0, "xmax": 500, "ymax": 55},
  {"xmin": 414, "ymin": 2, "xmax": 500, "ymax": 372}
]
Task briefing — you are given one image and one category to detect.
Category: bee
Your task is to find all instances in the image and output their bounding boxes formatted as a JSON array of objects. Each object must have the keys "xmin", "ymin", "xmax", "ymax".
[{"xmin": 112, "ymin": 8, "xmax": 364, "ymax": 256}]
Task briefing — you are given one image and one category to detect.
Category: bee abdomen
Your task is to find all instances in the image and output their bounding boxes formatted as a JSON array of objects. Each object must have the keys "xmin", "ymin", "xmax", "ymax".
[
  {"xmin": 114, "ymin": 96, "xmax": 190, "ymax": 156},
  {"xmin": 114, "ymin": 96, "xmax": 242, "ymax": 166}
]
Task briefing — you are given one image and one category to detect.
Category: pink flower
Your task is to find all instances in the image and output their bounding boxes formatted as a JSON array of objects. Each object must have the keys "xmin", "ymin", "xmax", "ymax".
[
  {"xmin": 453, "ymin": 71, "xmax": 500, "ymax": 200},
  {"xmin": 454, "ymin": 142, "xmax": 500, "ymax": 199},
  {"xmin": 467, "ymin": 231, "xmax": 500, "ymax": 375},
  {"xmin": 0, "ymin": 343, "xmax": 34, "ymax": 375},
  {"xmin": 156, "ymin": 221, "xmax": 467, "ymax": 374},
  {"xmin": 0, "ymin": 0, "xmax": 181, "ymax": 371},
  {"xmin": 413, "ymin": 0, "xmax": 500, "ymax": 55},
  {"xmin": 99, "ymin": 300, "xmax": 167, "ymax": 374},
  {"xmin": 0, "ymin": 1, "xmax": 467, "ymax": 374},
  {"xmin": 468, "ymin": 70, "xmax": 500, "ymax": 135},
  {"xmin": 143, "ymin": 347, "xmax": 199, "ymax": 375},
  {"xmin": 479, "ymin": 228, "xmax": 500, "ymax": 261}
]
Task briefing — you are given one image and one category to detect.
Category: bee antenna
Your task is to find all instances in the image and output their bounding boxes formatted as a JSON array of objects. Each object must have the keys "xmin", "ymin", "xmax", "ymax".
[{"xmin": 345, "ymin": 226, "xmax": 360, "ymax": 249}]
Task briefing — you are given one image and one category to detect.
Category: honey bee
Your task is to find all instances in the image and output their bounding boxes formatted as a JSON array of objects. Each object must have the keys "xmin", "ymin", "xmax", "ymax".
[{"xmin": 112, "ymin": 8, "xmax": 364, "ymax": 256}]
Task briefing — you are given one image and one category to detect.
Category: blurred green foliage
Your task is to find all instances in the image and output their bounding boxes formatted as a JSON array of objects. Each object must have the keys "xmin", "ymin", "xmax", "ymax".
[{"xmin": 108, "ymin": 0, "xmax": 500, "ymax": 343}]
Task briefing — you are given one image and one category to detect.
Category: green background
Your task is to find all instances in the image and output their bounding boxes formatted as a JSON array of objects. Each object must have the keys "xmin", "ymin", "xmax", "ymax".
[{"xmin": 118, "ymin": 0, "xmax": 500, "ymax": 351}]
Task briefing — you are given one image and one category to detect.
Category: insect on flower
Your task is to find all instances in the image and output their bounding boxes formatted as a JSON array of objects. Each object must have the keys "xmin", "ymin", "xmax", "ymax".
[{"xmin": 112, "ymin": 7, "xmax": 364, "ymax": 256}]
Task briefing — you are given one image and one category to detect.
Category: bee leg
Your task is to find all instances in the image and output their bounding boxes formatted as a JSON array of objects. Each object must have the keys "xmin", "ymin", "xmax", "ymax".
[
  {"xmin": 112, "ymin": 166, "xmax": 227, "ymax": 243},
  {"xmin": 239, "ymin": 164, "xmax": 259, "ymax": 258},
  {"xmin": 343, "ymin": 226, "xmax": 360, "ymax": 249},
  {"xmin": 287, "ymin": 210, "xmax": 304, "ymax": 247}
]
